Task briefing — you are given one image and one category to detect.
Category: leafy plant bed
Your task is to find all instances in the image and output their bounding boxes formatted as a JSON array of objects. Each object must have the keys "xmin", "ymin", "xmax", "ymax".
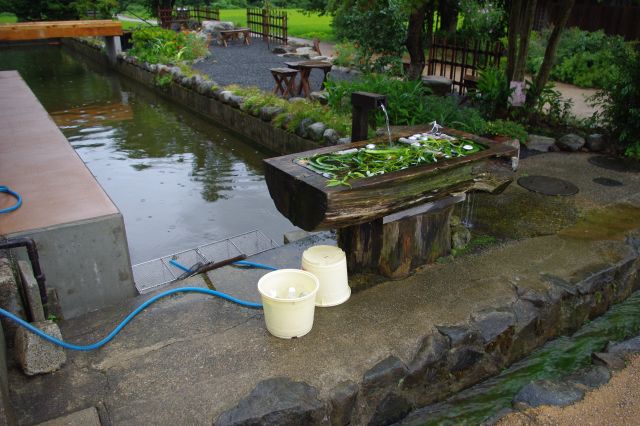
[
  {"xmin": 298, "ymin": 131, "xmax": 485, "ymax": 187},
  {"xmin": 264, "ymin": 126, "xmax": 518, "ymax": 231}
]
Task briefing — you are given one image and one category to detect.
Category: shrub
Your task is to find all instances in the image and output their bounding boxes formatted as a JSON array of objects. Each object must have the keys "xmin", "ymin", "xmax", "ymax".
[
  {"xmin": 525, "ymin": 81, "xmax": 575, "ymax": 128},
  {"xmin": 332, "ymin": 42, "xmax": 359, "ymax": 68},
  {"xmin": 325, "ymin": 74, "xmax": 431, "ymax": 126},
  {"xmin": 485, "ymin": 119, "xmax": 528, "ymax": 142},
  {"xmin": 325, "ymin": 74, "xmax": 488, "ymax": 134},
  {"xmin": 472, "ymin": 67, "xmax": 512, "ymax": 119},
  {"xmin": 129, "ymin": 27, "xmax": 209, "ymax": 65},
  {"xmin": 332, "ymin": 0, "xmax": 406, "ymax": 73},
  {"xmin": 591, "ymin": 47, "xmax": 640, "ymax": 158},
  {"xmin": 458, "ymin": 0, "xmax": 506, "ymax": 42},
  {"xmin": 527, "ymin": 27, "xmax": 631, "ymax": 89},
  {"xmin": 226, "ymin": 85, "xmax": 351, "ymax": 136}
]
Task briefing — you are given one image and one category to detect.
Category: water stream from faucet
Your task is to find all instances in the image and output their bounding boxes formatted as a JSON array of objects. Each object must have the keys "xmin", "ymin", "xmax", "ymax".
[{"xmin": 379, "ymin": 103, "xmax": 392, "ymax": 146}]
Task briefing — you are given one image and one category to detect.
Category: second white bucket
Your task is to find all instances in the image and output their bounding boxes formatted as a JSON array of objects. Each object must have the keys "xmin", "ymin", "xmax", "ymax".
[
  {"xmin": 257, "ymin": 269, "xmax": 319, "ymax": 339},
  {"xmin": 301, "ymin": 245, "xmax": 351, "ymax": 307}
]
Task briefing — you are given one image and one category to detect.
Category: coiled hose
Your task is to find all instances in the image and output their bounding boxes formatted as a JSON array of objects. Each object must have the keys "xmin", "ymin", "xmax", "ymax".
[{"xmin": 0, "ymin": 185, "xmax": 22, "ymax": 214}]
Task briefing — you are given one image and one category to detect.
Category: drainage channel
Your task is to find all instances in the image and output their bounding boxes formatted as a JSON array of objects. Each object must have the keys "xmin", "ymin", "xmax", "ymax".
[{"xmin": 401, "ymin": 291, "xmax": 640, "ymax": 425}]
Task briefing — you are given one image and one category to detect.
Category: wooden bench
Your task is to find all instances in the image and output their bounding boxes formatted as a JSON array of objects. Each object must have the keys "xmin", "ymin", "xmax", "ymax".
[
  {"xmin": 270, "ymin": 68, "xmax": 298, "ymax": 98},
  {"xmin": 219, "ymin": 28, "xmax": 251, "ymax": 47}
]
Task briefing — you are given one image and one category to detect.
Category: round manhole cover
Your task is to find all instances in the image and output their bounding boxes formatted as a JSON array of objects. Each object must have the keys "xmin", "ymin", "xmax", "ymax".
[
  {"xmin": 518, "ymin": 175, "xmax": 579, "ymax": 196},
  {"xmin": 589, "ymin": 155, "xmax": 640, "ymax": 173},
  {"xmin": 593, "ymin": 177, "xmax": 623, "ymax": 187}
]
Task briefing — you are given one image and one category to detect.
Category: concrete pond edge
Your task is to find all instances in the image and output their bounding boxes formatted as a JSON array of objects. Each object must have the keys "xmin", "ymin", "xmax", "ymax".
[
  {"xmin": 213, "ymin": 233, "xmax": 640, "ymax": 425},
  {"xmin": 62, "ymin": 38, "xmax": 341, "ymax": 156}
]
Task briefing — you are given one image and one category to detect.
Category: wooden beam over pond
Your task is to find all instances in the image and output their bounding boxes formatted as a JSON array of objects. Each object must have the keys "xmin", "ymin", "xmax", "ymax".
[{"xmin": 0, "ymin": 20, "xmax": 122, "ymax": 41}]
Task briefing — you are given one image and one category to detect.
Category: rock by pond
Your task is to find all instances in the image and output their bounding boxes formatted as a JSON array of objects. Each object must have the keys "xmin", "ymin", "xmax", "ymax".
[
  {"xmin": 526, "ymin": 134, "xmax": 556, "ymax": 152},
  {"xmin": 586, "ymin": 134, "xmax": 607, "ymax": 152},
  {"xmin": 557, "ymin": 134, "xmax": 586, "ymax": 152},
  {"xmin": 512, "ymin": 380, "xmax": 585, "ymax": 408},
  {"xmin": 214, "ymin": 377, "xmax": 326, "ymax": 426}
]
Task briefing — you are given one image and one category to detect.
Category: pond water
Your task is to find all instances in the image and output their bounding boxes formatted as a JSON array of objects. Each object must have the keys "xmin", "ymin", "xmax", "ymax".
[{"xmin": 0, "ymin": 44, "xmax": 295, "ymax": 263}]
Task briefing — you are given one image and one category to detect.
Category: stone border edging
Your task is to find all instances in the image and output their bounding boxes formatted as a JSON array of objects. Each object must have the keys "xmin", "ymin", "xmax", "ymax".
[
  {"xmin": 61, "ymin": 38, "xmax": 332, "ymax": 156},
  {"xmin": 214, "ymin": 234, "xmax": 640, "ymax": 425}
]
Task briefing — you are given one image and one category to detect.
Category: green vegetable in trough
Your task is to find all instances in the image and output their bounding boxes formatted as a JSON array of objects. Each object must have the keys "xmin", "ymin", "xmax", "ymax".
[{"xmin": 299, "ymin": 134, "xmax": 485, "ymax": 187}]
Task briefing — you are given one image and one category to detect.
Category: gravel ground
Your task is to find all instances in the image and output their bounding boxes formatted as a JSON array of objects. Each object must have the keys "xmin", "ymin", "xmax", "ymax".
[
  {"xmin": 192, "ymin": 40, "xmax": 356, "ymax": 92},
  {"xmin": 499, "ymin": 354, "xmax": 640, "ymax": 425}
]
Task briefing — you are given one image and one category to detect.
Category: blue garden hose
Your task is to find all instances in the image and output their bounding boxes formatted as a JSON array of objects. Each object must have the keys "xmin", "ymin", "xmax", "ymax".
[
  {"xmin": 0, "ymin": 186, "xmax": 22, "ymax": 214},
  {"xmin": 0, "ymin": 287, "xmax": 262, "ymax": 352},
  {"xmin": 233, "ymin": 260, "xmax": 278, "ymax": 271}
]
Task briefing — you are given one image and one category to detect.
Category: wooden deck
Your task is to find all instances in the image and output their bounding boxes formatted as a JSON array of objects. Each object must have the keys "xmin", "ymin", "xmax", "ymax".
[
  {"xmin": 0, "ymin": 71, "xmax": 118, "ymax": 235},
  {"xmin": 0, "ymin": 20, "xmax": 122, "ymax": 41}
]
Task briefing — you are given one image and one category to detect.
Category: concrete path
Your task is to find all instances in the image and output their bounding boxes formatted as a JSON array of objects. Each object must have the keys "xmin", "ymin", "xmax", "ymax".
[{"xmin": 7, "ymin": 151, "xmax": 640, "ymax": 425}]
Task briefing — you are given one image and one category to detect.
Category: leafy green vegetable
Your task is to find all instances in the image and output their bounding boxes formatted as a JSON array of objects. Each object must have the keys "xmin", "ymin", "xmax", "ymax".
[{"xmin": 301, "ymin": 135, "xmax": 485, "ymax": 187}]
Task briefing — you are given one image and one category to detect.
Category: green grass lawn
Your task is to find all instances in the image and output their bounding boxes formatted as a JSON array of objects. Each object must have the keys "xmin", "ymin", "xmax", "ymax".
[
  {"xmin": 219, "ymin": 9, "xmax": 334, "ymax": 41},
  {"xmin": 119, "ymin": 20, "xmax": 155, "ymax": 31},
  {"xmin": 0, "ymin": 7, "xmax": 332, "ymax": 40},
  {"xmin": 0, "ymin": 12, "xmax": 17, "ymax": 23}
]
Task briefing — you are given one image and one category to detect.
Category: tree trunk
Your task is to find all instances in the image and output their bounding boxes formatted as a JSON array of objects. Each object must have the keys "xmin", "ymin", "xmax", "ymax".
[
  {"xmin": 405, "ymin": 2, "xmax": 430, "ymax": 80},
  {"xmin": 438, "ymin": 0, "xmax": 459, "ymax": 33},
  {"xmin": 513, "ymin": 0, "xmax": 537, "ymax": 81},
  {"xmin": 506, "ymin": 0, "xmax": 522, "ymax": 82},
  {"xmin": 527, "ymin": 0, "xmax": 576, "ymax": 107}
]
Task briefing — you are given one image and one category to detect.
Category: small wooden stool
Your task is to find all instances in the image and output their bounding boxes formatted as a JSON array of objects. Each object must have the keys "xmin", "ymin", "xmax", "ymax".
[
  {"xmin": 284, "ymin": 60, "xmax": 333, "ymax": 97},
  {"xmin": 270, "ymin": 68, "xmax": 298, "ymax": 98}
]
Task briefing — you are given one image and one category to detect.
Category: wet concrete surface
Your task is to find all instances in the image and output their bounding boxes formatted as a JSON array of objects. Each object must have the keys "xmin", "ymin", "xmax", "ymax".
[{"xmin": 7, "ymin": 152, "xmax": 640, "ymax": 424}]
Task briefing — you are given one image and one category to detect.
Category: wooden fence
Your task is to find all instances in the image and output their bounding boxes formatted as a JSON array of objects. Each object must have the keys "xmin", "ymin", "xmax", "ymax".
[
  {"xmin": 157, "ymin": 6, "xmax": 220, "ymax": 29},
  {"xmin": 426, "ymin": 37, "xmax": 503, "ymax": 94},
  {"xmin": 534, "ymin": 1, "xmax": 640, "ymax": 41},
  {"xmin": 564, "ymin": 4, "xmax": 640, "ymax": 40},
  {"xmin": 246, "ymin": 8, "xmax": 287, "ymax": 45}
]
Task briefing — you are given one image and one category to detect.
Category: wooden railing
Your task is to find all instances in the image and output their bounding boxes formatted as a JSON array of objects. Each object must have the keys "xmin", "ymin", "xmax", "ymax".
[
  {"xmin": 157, "ymin": 6, "xmax": 220, "ymax": 29},
  {"xmin": 246, "ymin": 8, "xmax": 287, "ymax": 45},
  {"xmin": 426, "ymin": 37, "xmax": 503, "ymax": 94}
]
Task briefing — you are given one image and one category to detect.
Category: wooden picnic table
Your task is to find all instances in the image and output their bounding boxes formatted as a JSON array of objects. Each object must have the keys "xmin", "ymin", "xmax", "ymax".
[
  {"xmin": 284, "ymin": 60, "xmax": 332, "ymax": 97},
  {"xmin": 219, "ymin": 28, "xmax": 251, "ymax": 47}
]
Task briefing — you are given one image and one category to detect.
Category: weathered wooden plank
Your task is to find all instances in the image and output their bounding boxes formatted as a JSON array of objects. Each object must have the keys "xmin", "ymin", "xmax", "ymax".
[
  {"xmin": 337, "ymin": 219, "xmax": 383, "ymax": 274},
  {"xmin": 264, "ymin": 127, "xmax": 518, "ymax": 231},
  {"xmin": 0, "ymin": 20, "xmax": 122, "ymax": 41},
  {"xmin": 379, "ymin": 205, "xmax": 453, "ymax": 278}
]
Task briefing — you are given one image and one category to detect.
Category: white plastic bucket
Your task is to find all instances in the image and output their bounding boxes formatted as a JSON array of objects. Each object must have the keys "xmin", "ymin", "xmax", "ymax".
[
  {"xmin": 257, "ymin": 269, "xmax": 319, "ymax": 339},
  {"xmin": 301, "ymin": 245, "xmax": 350, "ymax": 307}
]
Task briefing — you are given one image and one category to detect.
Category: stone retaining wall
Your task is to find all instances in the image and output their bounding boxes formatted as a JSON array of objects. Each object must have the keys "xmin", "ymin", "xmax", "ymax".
[
  {"xmin": 214, "ymin": 235, "xmax": 640, "ymax": 425},
  {"xmin": 61, "ymin": 39, "xmax": 327, "ymax": 156}
]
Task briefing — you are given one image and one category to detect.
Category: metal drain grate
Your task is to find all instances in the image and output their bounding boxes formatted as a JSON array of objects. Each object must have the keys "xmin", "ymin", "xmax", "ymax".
[
  {"xmin": 132, "ymin": 230, "xmax": 279, "ymax": 293},
  {"xmin": 589, "ymin": 156, "xmax": 640, "ymax": 173},
  {"xmin": 517, "ymin": 175, "xmax": 579, "ymax": 196}
]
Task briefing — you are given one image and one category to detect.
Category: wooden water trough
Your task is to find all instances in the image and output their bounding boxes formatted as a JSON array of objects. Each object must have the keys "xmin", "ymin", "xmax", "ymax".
[{"xmin": 264, "ymin": 126, "xmax": 519, "ymax": 278}]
